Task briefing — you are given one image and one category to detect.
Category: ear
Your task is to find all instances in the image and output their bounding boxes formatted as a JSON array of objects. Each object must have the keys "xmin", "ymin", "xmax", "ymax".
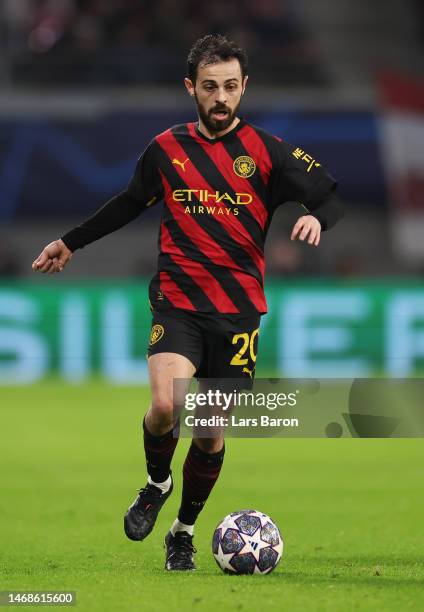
[
  {"xmin": 184, "ymin": 78, "xmax": 195, "ymax": 97},
  {"xmin": 241, "ymin": 75, "xmax": 248, "ymax": 96}
]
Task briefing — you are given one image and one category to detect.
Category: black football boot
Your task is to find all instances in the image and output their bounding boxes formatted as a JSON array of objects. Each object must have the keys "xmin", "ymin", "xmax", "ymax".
[
  {"xmin": 124, "ymin": 476, "xmax": 173, "ymax": 541},
  {"xmin": 164, "ymin": 530, "xmax": 196, "ymax": 571}
]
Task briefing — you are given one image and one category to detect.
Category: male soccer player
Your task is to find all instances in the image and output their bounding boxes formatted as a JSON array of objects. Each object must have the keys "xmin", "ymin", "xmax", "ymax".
[{"xmin": 32, "ymin": 34, "xmax": 343, "ymax": 571}]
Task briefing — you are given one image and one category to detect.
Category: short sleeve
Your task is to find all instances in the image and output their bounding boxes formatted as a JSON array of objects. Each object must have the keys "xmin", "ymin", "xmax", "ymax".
[
  {"xmin": 127, "ymin": 140, "xmax": 164, "ymax": 208},
  {"xmin": 269, "ymin": 139, "xmax": 337, "ymax": 210}
]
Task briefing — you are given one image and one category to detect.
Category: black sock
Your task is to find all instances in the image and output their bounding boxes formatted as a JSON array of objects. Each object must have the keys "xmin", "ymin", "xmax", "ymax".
[
  {"xmin": 178, "ymin": 441, "xmax": 225, "ymax": 525},
  {"xmin": 143, "ymin": 417, "xmax": 179, "ymax": 483}
]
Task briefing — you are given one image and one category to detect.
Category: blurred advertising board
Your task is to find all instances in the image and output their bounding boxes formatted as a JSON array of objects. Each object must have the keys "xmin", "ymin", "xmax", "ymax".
[{"xmin": 0, "ymin": 280, "xmax": 423, "ymax": 384}]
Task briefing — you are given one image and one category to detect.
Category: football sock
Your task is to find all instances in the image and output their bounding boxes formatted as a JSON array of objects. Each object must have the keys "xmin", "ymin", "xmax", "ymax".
[
  {"xmin": 170, "ymin": 518, "xmax": 194, "ymax": 536},
  {"xmin": 143, "ymin": 417, "xmax": 179, "ymax": 484},
  {"xmin": 177, "ymin": 441, "xmax": 225, "ymax": 525},
  {"xmin": 148, "ymin": 474, "xmax": 172, "ymax": 494}
]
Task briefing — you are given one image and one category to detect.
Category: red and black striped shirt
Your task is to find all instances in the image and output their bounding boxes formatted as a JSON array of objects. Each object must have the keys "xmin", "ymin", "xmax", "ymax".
[{"xmin": 62, "ymin": 119, "xmax": 341, "ymax": 315}]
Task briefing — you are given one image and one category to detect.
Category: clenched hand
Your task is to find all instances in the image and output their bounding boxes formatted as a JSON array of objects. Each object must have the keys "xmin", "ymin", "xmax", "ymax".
[{"xmin": 32, "ymin": 239, "xmax": 73, "ymax": 274}]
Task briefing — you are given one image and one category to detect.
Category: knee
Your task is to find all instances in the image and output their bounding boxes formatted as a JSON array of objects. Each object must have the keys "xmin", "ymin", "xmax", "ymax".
[{"xmin": 149, "ymin": 396, "xmax": 175, "ymax": 429}]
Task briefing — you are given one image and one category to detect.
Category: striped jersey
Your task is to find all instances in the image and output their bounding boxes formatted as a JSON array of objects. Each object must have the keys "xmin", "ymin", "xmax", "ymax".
[{"xmin": 126, "ymin": 119, "xmax": 337, "ymax": 315}]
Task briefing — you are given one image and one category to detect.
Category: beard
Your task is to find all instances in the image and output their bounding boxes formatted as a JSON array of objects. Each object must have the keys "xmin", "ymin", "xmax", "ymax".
[{"xmin": 194, "ymin": 94, "xmax": 241, "ymax": 134}]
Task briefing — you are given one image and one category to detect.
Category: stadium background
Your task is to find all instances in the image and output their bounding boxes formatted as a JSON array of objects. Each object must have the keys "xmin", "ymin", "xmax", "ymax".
[
  {"xmin": 1, "ymin": 0, "xmax": 424, "ymax": 383},
  {"xmin": 1, "ymin": 2, "xmax": 424, "ymax": 611}
]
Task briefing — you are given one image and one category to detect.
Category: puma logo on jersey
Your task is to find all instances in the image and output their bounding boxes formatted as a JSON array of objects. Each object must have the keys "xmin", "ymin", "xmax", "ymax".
[
  {"xmin": 172, "ymin": 158, "xmax": 190, "ymax": 171},
  {"xmin": 243, "ymin": 366, "xmax": 255, "ymax": 378}
]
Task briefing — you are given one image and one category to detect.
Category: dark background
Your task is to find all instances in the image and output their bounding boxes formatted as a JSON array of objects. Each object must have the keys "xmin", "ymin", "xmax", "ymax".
[{"xmin": 0, "ymin": 0, "xmax": 423, "ymax": 279}]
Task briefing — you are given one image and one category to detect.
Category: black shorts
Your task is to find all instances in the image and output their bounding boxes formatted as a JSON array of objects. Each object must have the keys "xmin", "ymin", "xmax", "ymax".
[{"xmin": 147, "ymin": 309, "xmax": 261, "ymax": 381}]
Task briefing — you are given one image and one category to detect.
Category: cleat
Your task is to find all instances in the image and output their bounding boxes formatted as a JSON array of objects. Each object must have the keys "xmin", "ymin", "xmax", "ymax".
[
  {"xmin": 124, "ymin": 477, "xmax": 173, "ymax": 541},
  {"xmin": 164, "ymin": 531, "xmax": 196, "ymax": 571}
]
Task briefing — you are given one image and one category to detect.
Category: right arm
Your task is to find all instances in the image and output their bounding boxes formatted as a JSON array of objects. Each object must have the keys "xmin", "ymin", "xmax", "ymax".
[
  {"xmin": 60, "ymin": 188, "xmax": 158, "ymax": 252},
  {"xmin": 32, "ymin": 142, "xmax": 163, "ymax": 274}
]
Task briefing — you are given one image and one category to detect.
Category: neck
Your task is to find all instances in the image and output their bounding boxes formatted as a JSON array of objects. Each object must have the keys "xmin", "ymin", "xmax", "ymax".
[{"xmin": 197, "ymin": 116, "xmax": 240, "ymax": 140}]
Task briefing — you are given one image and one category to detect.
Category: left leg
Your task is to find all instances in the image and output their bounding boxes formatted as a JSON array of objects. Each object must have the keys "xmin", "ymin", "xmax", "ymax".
[
  {"xmin": 173, "ymin": 435, "xmax": 225, "ymax": 532},
  {"xmin": 164, "ymin": 434, "xmax": 225, "ymax": 571},
  {"xmin": 165, "ymin": 312, "xmax": 260, "ymax": 571}
]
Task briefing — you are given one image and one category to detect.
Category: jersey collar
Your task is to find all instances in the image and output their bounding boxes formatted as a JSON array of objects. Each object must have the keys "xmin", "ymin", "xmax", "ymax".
[{"xmin": 194, "ymin": 117, "xmax": 246, "ymax": 143}]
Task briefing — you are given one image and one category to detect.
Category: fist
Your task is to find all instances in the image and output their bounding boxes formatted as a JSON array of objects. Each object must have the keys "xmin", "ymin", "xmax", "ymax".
[
  {"xmin": 291, "ymin": 215, "xmax": 321, "ymax": 246},
  {"xmin": 32, "ymin": 239, "xmax": 73, "ymax": 274}
]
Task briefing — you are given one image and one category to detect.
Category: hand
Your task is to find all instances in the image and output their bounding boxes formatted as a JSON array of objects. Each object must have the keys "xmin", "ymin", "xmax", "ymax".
[
  {"xmin": 290, "ymin": 215, "xmax": 321, "ymax": 246},
  {"xmin": 32, "ymin": 239, "xmax": 73, "ymax": 274}
]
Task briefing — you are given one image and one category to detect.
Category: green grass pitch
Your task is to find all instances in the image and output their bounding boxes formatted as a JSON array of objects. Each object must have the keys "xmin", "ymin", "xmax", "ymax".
[{"xmin": 1, "ymin": 382, "xmax": 423, "ymax": 611}]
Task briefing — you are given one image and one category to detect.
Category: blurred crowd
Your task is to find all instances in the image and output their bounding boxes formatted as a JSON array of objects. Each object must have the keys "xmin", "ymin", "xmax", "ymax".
[{"xmin": 1, "ymin": 0, "xmax": 323, "ymax": 85}]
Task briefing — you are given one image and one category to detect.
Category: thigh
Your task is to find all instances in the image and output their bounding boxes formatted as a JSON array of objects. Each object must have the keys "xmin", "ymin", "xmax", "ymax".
[
  {"xmin": 148, "ymin": 352, "xmax": 195, "ymax": 412},
  {"xmin": 147, "ymin": 311, "xmax": 202, "ymax": 412}
]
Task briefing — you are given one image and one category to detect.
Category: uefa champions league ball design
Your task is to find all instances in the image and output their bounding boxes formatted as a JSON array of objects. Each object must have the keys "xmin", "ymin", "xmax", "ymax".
[{"xmin": 212, "ymin": 510, "xmax": 283, "ymax": 574}]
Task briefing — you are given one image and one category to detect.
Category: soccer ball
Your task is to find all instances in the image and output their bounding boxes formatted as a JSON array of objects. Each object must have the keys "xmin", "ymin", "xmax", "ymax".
[{"xmin": 212, "ymin": 510, "xmax": 283, "ymax": 574}]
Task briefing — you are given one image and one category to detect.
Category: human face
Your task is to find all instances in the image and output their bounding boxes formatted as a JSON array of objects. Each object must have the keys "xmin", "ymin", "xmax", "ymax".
[{"xmin": 185, "ymin": 58, "xmax": 248, "ymax": 137}]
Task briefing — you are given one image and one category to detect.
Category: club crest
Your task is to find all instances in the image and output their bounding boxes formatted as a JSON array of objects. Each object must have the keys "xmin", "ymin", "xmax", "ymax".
[
  {"xmin": 150, "ymin": 324, "xmax": 164, "ymax": 345},
  {"xmin": 233, "ymin": 156, "xmax": 256, "ymax": 178}
]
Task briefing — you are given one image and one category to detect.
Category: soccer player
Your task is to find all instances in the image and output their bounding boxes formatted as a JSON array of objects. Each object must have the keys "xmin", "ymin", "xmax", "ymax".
[{"xmin": 32, "ymin": 34, "xmax": 343, "ymax": 571}]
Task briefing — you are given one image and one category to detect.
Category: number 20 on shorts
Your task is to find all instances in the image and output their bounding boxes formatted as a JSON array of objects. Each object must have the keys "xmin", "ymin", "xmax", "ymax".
[{"xmin": 230, "ymin": 328, "xmax": 259, "ymax": 366}]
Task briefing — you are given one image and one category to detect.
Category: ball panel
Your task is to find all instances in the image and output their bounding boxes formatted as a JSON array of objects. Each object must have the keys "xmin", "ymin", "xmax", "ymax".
[
  {"xmin": 229, "ymin": 552, "xmax": 256, "ymax": 574},
  {"xmin": 260, "ymin": 521, "xmax": 280, "ymax": 547},
  {"xmin": 221, "ymin": 528, "xmax": 245, "ymax": 554},
  {"xmin": 257, "ymin": 547, "xmax": 279, "ymax": 572},
  {"xmin": 235, "ymin": 513, "xmax": 261, "ymax": 536}
]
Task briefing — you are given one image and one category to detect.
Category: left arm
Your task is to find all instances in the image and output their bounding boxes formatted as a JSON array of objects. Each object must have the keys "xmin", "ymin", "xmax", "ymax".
[
  {"xmin": 290, "ymin": 191, "xmax": 345, "ymax": 246},
  {"xmin": 269, "ymin": 138, "xmax": 344, "ymax": 247}
]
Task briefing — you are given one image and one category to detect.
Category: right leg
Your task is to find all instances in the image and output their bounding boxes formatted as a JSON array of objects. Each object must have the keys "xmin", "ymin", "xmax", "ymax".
[
  {"xmin": 143, "ymin": 352, "xmax": 196, "ymax": 485},
  {"xmin": 124, "ymin": 352, "xmax": 195, "ymax": 541}
]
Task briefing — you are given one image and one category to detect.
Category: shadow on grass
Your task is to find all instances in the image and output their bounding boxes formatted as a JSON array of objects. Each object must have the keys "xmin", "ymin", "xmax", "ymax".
[{"xmin": 195, "ymin": 554, "xmax": 424, "ymax": 587}]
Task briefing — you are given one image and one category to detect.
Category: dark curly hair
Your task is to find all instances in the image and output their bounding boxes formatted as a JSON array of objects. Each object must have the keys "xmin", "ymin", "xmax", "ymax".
[{"xmin": 187, "ymin": 34, "xmax": 248, "ymax": 83}]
